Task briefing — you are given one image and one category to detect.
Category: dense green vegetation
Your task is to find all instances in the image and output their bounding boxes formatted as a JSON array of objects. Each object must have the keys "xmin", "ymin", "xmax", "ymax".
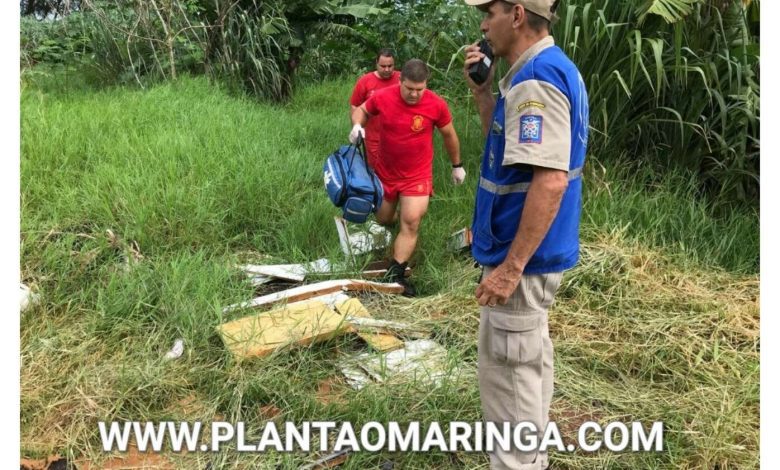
[{"xmin": 20, "ymin": 0, "xmax": 760, "ymax": 209}]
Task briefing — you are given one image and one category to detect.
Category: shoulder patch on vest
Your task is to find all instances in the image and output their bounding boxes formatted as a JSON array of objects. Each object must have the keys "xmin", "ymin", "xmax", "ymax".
[{"xmin": 519, "ymin": 115, "xmax": 543, "ymax": 144}]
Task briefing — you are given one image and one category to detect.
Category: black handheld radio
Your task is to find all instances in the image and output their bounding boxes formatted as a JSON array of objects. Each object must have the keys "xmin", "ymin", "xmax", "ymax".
[{"xmin": 468, "ymin": 39, "xmax": 494, "ymax": 85}]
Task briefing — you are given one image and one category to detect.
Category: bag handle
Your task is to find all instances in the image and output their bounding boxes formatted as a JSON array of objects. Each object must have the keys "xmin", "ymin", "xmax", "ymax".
[{"xmin": 355, "ymin": 135, "xmax": 383, "ymax": 209}]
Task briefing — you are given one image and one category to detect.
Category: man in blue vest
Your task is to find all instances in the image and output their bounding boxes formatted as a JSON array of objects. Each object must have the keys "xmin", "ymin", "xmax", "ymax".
[{"xmin": 463, "ymin": 0, "xmax": 588, "ymax": 468}]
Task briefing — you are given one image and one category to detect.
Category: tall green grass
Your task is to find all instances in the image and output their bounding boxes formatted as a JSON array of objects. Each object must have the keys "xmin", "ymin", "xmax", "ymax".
[
  {"xmin": 21, "ymin": 75, "xmax": 757, "ymax": 282},
  {"xmin": 23, "ymin": 0, "xmax": 759, "ymax": 208},
  {"xmin": 21, "ymin": 74, "xmax": 758, "ymax": 468}
]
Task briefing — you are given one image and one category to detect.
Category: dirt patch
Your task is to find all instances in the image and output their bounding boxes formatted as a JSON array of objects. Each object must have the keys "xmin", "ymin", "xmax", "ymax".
[
  {"xmin": 549, "ymin": 400, "xmax": 606, "ymax": 445},
  {"xmin": 75, "ymin": 444, "xmax": 175, "ymax": 470},
  {"xmin": 166, "ymin": 393, "xmax": 209, "ymax": 418},
  {"xmin": 316, "ymin": 377, "xmax": 348, "ymax": 406},
  {"xmin": 259, "ymin": 404, "xmax": 282, "ymax": 420},
  {"xmin": 20, "ymin": 455, "xmax": 67, "ymax": 470}
]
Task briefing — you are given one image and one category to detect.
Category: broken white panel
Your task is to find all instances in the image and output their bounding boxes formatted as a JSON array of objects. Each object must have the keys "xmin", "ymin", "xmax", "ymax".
[
  {"xmin": 288, "ymin": 292, "xmax": 350, "ymax": 310},
  {"xmin": 239, "ymin": 258, "xmax": 332, "ymax": 282},
  {"xmin": 248, "ymin": 274, "xmax": 273, "ymax": 287},
  {"xmin": 339, "ymin": 339, "xmax": 452, "ymax": 390},
  {"xmin": 222, "ymin": 279, "xmax": 403, "ymax": 314},
  {"xmin": 340, "ymin": 362, "xmax": 374, "ymax": 390},
  {"xmin": 334, "ymin": 217, "xmax": 391, "ymax": 257}
]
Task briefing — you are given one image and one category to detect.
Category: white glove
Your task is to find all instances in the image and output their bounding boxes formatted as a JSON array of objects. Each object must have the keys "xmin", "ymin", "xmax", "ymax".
[
  {"xmin": 349, "ymin": 124, "xmax": 365, "ymax": 144},
  {"xmin": 452, "ymin": 166, "xmax": 466, "ymax": 185}
]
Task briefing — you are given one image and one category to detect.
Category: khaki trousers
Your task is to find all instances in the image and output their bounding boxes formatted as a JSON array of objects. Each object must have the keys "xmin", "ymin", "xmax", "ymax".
[{"xmin": 478, "ymin": 268, "xmax": 563, "ymax": 470}]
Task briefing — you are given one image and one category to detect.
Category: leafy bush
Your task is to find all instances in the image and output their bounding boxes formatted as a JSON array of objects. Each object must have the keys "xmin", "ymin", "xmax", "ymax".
[
  {"xmin": 21, "ymin": 10, "xmax": 93, "ymax": 67},
  {"xmin": 77, "ymin": 0, "xmax": 385, "ymax": 101},
  {"xmin": 555, "ymin": 0, "xmax": 760, "ymax": 207},
  {"xmin": 340, "ymin": 0, "xmax": 759, "ymax": 207}
]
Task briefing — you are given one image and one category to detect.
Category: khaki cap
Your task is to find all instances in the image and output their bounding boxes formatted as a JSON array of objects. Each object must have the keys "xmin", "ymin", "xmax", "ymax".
[{"xmin": 464, "ymin": 0, "xmax": 557, "ymax": 21}]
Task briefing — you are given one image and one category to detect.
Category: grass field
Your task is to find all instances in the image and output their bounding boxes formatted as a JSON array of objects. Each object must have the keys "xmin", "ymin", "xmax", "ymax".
[{"xmin": 20, "ymin": 72, "xmax": 759, "ymax": 468}]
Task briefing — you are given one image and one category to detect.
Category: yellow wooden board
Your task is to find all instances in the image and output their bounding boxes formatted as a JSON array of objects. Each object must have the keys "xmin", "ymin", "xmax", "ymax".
[
  {"xmin": 335, "ymin": 298, "xmax": 404, "ymax": 352},
  {"xmin": 217, "ymin": 300, "xmax": 351, "ymax": 360}
]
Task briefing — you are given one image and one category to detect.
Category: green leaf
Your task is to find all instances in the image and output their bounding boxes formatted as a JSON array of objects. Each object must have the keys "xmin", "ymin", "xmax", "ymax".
[{"xmin": 636, "ymin": 0, "xmax": 700, "ymax": 24}]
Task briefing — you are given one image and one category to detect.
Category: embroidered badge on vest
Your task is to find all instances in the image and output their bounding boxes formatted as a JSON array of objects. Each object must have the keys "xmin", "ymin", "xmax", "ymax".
[
  {"xmin": 411, "ymin": 115, "xmax": 424, "ymax": 132},
  {"xmin": 519, "ymin": 115, "xmax": 543, "ymax": 144}
]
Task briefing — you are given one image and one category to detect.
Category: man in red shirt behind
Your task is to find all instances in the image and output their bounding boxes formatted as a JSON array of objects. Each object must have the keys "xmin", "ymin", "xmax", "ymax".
[
  {"xmin": 349, "ymin": 49, "xmax": 401, "ymax": 168},
  {"xmin": 349, "ymin": 59, "xmax": 465, "ymax": 296}
]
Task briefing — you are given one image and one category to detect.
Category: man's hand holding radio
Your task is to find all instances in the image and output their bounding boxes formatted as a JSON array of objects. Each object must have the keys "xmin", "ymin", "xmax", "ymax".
[{"xmin": 464, "ymin": 40, "xmax": 495, "ymax": 93}]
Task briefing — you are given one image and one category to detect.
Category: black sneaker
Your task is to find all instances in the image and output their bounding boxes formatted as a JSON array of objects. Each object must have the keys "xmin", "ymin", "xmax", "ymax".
[{"xmin": 384, "ymin": 260, "xmax": 416, "ymax": 297}]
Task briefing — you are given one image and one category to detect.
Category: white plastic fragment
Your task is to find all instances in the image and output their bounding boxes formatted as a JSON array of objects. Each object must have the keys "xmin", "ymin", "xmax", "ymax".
[
  {"xmin": 164, "ymin": 338, "xmax": 185, "ymax": 360},
  {"xmin": 239, "ymin": 258, "xmax": 332, "ymax": 282},
  {"xmin": 20, "ymin": 283, "xmax": 40, "ymax": 313}
]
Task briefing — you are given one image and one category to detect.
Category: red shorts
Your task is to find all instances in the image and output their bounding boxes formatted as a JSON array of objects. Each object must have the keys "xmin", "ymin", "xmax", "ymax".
[{"xmin": 381, "ymin": 178, "xmax": 433, "ymax": 202}]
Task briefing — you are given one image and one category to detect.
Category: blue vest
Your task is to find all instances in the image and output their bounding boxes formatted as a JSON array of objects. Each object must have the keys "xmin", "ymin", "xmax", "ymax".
[{"xmin": 471, "ymin": 45, "xmax": 589, "ymax": 273}]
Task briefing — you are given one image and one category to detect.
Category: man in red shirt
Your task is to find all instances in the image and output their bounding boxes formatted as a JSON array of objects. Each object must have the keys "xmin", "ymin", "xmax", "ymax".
[
  {"xmin": 349, "ymin": 49, "xmax": 401, "ymax": 168},
  {"xmin": 349, "ymin": 59, "xmax": 465, "ymax": 296}
]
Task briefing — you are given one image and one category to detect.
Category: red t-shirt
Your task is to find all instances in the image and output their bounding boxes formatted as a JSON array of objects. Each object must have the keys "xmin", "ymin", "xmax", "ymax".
[
  {"xmin": 363, "ymin": 84, "xmax": 453, "ymax": 181},
  {"xmin": 349, "ymin": 71, "xmax": 401, "ymax": 157}
]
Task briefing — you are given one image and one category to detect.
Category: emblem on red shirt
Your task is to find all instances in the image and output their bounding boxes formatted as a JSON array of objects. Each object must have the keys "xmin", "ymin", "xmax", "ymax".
[{"xmin": 411, "ymin": 115, "xmax": 424, "ymax": 132}]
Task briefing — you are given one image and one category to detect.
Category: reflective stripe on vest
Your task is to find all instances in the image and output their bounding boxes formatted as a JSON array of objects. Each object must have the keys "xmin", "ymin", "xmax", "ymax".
[{"xmin": 478, "ymin": 167, "xmax": 583, "ymax": 195}]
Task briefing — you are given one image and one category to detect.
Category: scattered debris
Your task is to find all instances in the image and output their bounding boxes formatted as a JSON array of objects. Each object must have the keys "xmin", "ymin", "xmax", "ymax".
[
  {"xmin": 334, "ymin": 217, "xmax": 391, "ymax": 258},
  {"xmin": 339, "ymin": 339, "xmax": 451, "ymax": 390},
  {"xmin": 217, "ymin": 300, "xmax": 353, "ymax": 360},
  {"xmin": 448, "ymin": 227, "xmax": 473, "ymax": 252},
  {"xmin": 20, "ymin": 283, "xmax": 40, "ymax": 313},
  {"xmin": 240, "ymin": 258, "xmax": 332, "ymax": 283},
  {"xmin": 164, "ymin": 338, "xmax": 184, "ymax": 360},
  {"xmin": 334, "ymin": 298, "xmax": 404, "ymax": 352},
  {"xmin": 344, "ymin": 316, "xmax": 431, "ymax": 339},
  {"xmin": 222, "ymin": 279, "xmax": 403, "ymax": 314},
  {"xmin": 359, "ymin": 259, "xmax": 411, "ymax": 279},
  {"xmin": 289, "ymin": 292, "xmax": 351, "ymax": 310}
]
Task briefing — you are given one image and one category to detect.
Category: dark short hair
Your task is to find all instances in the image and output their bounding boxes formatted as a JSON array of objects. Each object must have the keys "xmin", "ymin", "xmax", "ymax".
[
  {"xmin": 376, "ymin": 48, "xmax": 395, "ymax": 62},
  {"xmin": 526, "ymin": 10, "xmax": 550, "ymax": 33},
  {"xmin": 400, "ymin": 59, "xmax": 430, "ymax": 82}
]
